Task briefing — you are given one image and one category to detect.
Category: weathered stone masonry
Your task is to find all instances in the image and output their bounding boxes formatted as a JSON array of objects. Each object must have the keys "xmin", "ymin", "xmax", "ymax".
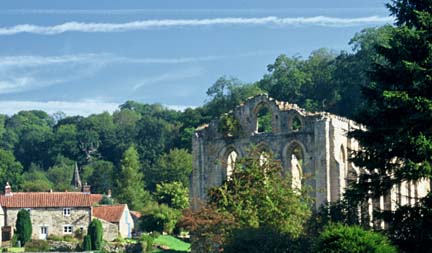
[{"xmin": 191, "ymin": 94, "xmax": 361, "ymax": 209}]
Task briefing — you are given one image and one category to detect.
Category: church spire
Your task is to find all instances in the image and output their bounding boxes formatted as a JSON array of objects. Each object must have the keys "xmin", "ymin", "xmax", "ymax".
[{"xmin": 71, "ymin": 162, "xmax": 82, "ymax": 190}]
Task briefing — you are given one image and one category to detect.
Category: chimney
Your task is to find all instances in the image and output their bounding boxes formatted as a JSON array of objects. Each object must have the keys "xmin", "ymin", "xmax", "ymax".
[
  {"xmin": 5, "ymin": 182, "xmax": 12, "ymax": 196},
  {"xmin": 82, "ymin": 183, "xmax": 91, "ymax": 194}
]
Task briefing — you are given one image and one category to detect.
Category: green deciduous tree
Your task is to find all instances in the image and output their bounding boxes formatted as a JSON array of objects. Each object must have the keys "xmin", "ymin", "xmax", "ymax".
[
  {"xmin": 155, "ymin": 181, "xmax": 189, "ymax": 210},
  {"xmin": 0, "ymin": 149, "xmax": 23, "ymax": 191},
  {"xmin": 146, "ymin": 148, "xmax": 192, "ymax": 191},
  {"xmin": 116, "ymin": 146, "xmax": 151, "ymax": 210},
  {"xmin": 140, "ymin": 203, "xmax": 180, "ymax": 234},
  {"xmin": 15, "ymin": 209, "xmax": 32, "ymax": 246},
  {"xmin": 208, "ymin": 149, "xmax": 311, "ymax": 237}
]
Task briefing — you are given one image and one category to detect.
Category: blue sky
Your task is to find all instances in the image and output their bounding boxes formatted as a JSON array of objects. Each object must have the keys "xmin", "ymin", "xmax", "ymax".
[{"xmin": 0, "ymin": 0, "xmax": 391, "ymax": 115}]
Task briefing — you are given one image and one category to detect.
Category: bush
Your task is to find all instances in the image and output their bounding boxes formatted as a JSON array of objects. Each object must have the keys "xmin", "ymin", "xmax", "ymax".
[
  {"xmin": 24, "ymin": 240, "xmax": 50, "ymax": 252},
  {"xmin": 87, "ymin": 219, "xmax": 103, "ymax": 250},
  {"xmin": 16, "ymin": 209, "xmax": 32, "ymax": 246},
  {"xmin": 82, "ymin": 235, "xmax": 92, "ymax": 251},
  {"xmin": 223, "ymin": 227, "xmax": 303, "ymax": 253},
  {"xmin": 139, "ymin": 234, "xmax": 154, "ymax": 253},
  {"xmin": 140, "ymin": 203, "xmax": 180, "ymax": 234},
  {"xmin": 315, "ymin": 223, "xmax": 397, "ymax": 253}
]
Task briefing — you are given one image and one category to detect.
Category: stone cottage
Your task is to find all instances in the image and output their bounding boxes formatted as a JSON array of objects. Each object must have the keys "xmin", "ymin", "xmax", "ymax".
[
  {"xmin": 191, "ymin": 95, "xmax": 430, "ymax": 222},
  {"xmin": 0, "ymin": 183, "xmax": 102, "ymax": 241},
  {"xmin": 93, "ymin": 204, "xmax": 134, "ymax": 241}
]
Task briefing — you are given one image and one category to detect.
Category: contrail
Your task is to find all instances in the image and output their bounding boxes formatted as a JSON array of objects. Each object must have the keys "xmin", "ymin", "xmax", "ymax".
[{"xmin": 0, "ymin": 16, "xmax": 393, "ymax": 35}]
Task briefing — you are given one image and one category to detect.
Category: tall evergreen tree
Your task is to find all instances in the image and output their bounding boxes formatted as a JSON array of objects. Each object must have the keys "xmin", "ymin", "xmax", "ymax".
[
  {"xmin": 348, "ymin": 0, "xmax": 432, "ymax": 251},
  {"xmin": 15, "ymin": 209, "xmax": 32, "ymax": 246},
  {"xmin": 116, "ymin": 145, "xmax": 151, "ymax": 210},
  {"xmin": 87, "ymin": 219, "xmax": 103, "ymax": 250}
]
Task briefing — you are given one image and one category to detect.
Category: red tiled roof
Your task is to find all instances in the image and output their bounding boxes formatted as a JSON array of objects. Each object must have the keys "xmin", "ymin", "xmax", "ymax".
[
  {"xmin": 130, "ymin": 210, "xmax": 142, "ymax": 219},
  {"xmin": 0, "ymin": 192, "xmax": 103, "ymax": 208},
  {"xmin": 93, "ymin": 204, "xmax": 126, "ymax": 223}
]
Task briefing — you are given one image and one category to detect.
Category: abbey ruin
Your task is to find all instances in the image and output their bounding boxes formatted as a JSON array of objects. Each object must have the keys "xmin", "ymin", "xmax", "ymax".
[{"xmin": 191, "ymin": 95, "xmax": 430, "ymax": 217}]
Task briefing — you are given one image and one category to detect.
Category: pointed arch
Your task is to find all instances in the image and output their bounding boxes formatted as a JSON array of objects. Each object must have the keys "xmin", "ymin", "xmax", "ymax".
[
  {"xmin": 284, "ymin": 141, "xmax": 306, "ymax": 190},
  {"xmin": 254, "ymin": 102, "xmax": 273, "ymax": 134},
  {"xmin": 219, "ymin": 146, "xmax": 240, "ymax": 181}
]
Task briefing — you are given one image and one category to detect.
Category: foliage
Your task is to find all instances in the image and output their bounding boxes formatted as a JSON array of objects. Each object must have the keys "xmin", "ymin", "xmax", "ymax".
[
  {"xmin": 346, "ymin": 0, "xmax": 432, "ymax": 250},
  {"xmin": 208, "ymin": 149, "xmax": 312, "ymax": 237},
  {"xmin": 88, "ymin": 219, "xmax": 103, "ymax": 250},
  {"xmin": 15, "ymin": 209, "xmax": 32, "ymax": 246},
  {"xmin": 139, "ymin": 234, "xmax": 154, "ymax": 253},
  {"xmin": 180, "ymin": 205, "xmax": 235, "ymax": 253},
  {"xmin": 140, "ymin": 203, "xmax": 181, "ymax": 234},
  {"xmin": 116, "ymin": 146, "xmax": 152, "ymax": 210},
  {"xmin": 83, "ymin": 160, "xmax": 114, "ymax": 194},
  {"xmin": 82, "ymin": 235, "xmax": 92, "ymax": 251},
  {"xmin": 218, "ymin": 113, "xmax": 242, "ymax": 137},
  {"xmin": 46, "ymin": 155, "xmax": 74, "ymax": 191},
  {"xmin": 0, "ymin": 149, "xmax": 23, "ymax": 191},
  {"xmin": 155, "ymin": 181, "xmax": 189, "ymax": 210},
  {"xmin": 21, "ymin": 165, "xmax": 53, "ymax": 192},
  {"xmin": 223, "ymin": 226, "xmax": 304, "ymax": 253},
  {"xmin": 383, "ymin": 192, "xmax": 432, "ymax": 253},
  {"xmin": 24, "ymin": 240, "xmax": 50, "ymax": 252},
  {"xmin": 146, "ymin": 148, "xmax": 192, "ymax": 191},
  {"xmin": 315, "ymin": 223, "xmax": 396, "ymax": 253}
]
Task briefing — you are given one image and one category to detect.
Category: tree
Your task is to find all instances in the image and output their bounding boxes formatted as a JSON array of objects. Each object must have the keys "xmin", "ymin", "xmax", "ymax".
[
  {"xmin": 154, "ymin": 181, "xmax": 189, "ymax": 210},
  {"xmin": 15, "ymin": 209, "xmax": 32, "ymax": 246},
  {"xmin": 208, "ymin": 149, "xmax": 311, "ymax": 237},
  {"xmin": 146, "ymin": 148, "xmax": 192, "ymax": 191},
  {"xmin": 347, "ymin": 0, "xmax": 432, "ymax": 251},
  {"xmin": 314, "ymin": 223, "xmax": 396, "ymax": 253},
  {"xmin": 116, "ymin": 146, "xmax": 151, "ymax": 210},
  {"xmin": 82, "ymin": 234, "xmax": 92, "ymax": 251},
  {"xmin": 83, "ymin": 160, "xmax": 114, "ymax": 194},
  {"xmin": 140, "ymin": 203, "xmax": 181, "ymax": 234},
  {"xmin": 88, "ymin": 219, "xmax": 103, "ymax": 250},
  {"xmin": 0, "ymin": 149, "xmax": 23, "ymax": 190},
  {"xmin": 21, "ymin": 164, "xmax": 53, "ymax": 192}
]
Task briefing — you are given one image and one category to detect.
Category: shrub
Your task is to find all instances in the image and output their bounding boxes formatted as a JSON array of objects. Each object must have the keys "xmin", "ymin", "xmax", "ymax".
[
  {"xmin": 315, "ymin": 223, "xmax": 397, "ymax": 253},
  {"xmin": 87, "ymin": 219, "xmax": 103, "ymax": 250},
  {"xmin": 15, "ymin": 209, "xmax": 32, "ymax": 246},
  {"xmin": 140, "ymin": 203, "xmax": 180, "ymax": 234},
  {"xmin": 223, "ymin": 226, "xmax": 302, "ymax": 253},
  {"xmin": 139, "ymin": 234, "xmax": 154, "ymax": 253},
  {"xmin": 25, "ymin": 240, "xmax": 50, "ymax": 252},
  {"xmin": 82, "ymin": 235, "xmax": 92, "ymax": 251}
]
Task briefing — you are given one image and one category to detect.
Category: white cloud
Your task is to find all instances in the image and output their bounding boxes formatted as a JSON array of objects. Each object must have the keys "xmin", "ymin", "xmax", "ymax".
[
  {"xmin": 133, "ymin": 67, "xmax": 204, "ymax": 90},
  {"xmin": 0, "ymin": 16, "xmax": 394, "ymax": 35}
]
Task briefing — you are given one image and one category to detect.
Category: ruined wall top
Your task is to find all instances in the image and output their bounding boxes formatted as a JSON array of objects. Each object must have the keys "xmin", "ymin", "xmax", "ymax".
[{"xmin": 195, "ymin": 94, "xmax": 358, "ymax": 140}]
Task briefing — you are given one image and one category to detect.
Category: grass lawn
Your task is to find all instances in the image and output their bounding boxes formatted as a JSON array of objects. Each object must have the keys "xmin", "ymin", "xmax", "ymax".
[
  {"xmin": 152, "ymin": 235, "xmax": 190, "ymax": 253},
  {"xmin": 4, "ymin": 248, "xmax": 25, "ymax": 253}
]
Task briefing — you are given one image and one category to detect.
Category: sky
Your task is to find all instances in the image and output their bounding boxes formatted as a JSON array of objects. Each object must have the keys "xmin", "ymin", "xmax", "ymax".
[{"xmin": 0, "ymin": 0, "xmax": 392, "ymax": 116}]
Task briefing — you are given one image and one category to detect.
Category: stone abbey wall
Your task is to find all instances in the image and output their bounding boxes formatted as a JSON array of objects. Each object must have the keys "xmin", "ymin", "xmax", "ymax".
[{"xmin": 191, "ymin": 94, "xmax": 360, "ymax": 209}]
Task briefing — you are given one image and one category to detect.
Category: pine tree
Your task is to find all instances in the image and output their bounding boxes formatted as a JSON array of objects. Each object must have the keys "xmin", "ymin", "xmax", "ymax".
[
  {"xmin": 15, "ymin": 209, "xmax": 32, "ymax": 246},
  {"xmin": 348, "ymin": 0, "xmax": 432, "ymax": 251},
  {"xmin": 116, "ymin": 145, "xmax": 151, "ymax": 210}
]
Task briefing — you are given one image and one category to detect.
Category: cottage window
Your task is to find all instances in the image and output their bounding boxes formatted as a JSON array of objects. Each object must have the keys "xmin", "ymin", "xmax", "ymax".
[
  {"xmin": 63, "ymin": 225, "xmax": 73, "ymax": 234},
  {"xmin": 63, "ymin": 208, "xmax": 71, "ymax": 216}
]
